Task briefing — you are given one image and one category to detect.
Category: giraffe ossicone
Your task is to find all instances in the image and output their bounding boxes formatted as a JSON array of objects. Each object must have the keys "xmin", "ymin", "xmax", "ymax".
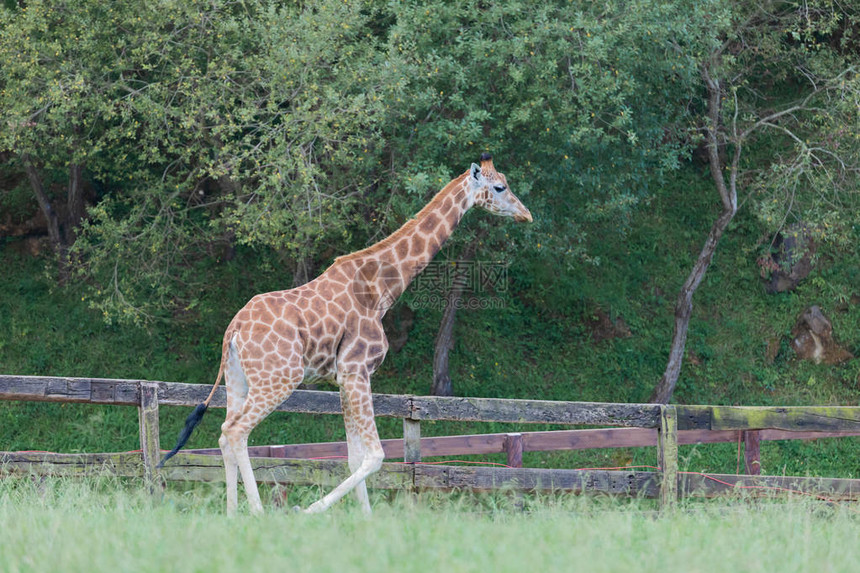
[{"xmin": 158, "ymin": 154, "xmax": 532, "ymax": 515}]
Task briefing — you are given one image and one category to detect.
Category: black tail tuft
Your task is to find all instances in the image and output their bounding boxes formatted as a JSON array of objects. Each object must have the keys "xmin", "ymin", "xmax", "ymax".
[{"xmin": 156, "ymin": 403, "xmax": 208, "ymax": 468}]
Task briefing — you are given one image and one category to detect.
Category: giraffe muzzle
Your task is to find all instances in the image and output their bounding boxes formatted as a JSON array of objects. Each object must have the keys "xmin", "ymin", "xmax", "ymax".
[{"xmin": 514, "ymin": 208, "xmax": 533, "ymax": 223}]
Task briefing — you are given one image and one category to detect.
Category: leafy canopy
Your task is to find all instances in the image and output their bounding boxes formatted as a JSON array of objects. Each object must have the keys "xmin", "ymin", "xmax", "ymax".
[{"xmin": 1, "ymin": 0, "xmax": 857, "ymax": 323}]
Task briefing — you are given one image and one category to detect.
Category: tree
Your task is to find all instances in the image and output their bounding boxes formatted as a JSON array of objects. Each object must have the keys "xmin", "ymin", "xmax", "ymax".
[
  {"xmin": 0, "ymin": 0, "xmax": 403, "ymax": 322},
  {"xmin": 650, "ymin": 0, "xmax": 860, "ymax": 403},
  {"xmin": 0, "ymin": 1, "xmax": 127, "ymax": 277},
  {"xmin": 383, "ymin": 1, "xmax": 707, "ymax": 395}
]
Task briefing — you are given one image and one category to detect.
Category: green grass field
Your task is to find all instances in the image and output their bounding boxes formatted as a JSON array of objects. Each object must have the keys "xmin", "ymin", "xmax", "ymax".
[{"xmin": 1, "ymin": 476, "xmax": 859, "ymax": 573}]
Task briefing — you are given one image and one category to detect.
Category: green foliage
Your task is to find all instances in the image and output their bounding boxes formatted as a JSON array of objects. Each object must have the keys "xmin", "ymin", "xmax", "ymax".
[
  {"xmin": 705, "ymin": 1, "xmax": 860, "ymax": 238},
  {"xmin": 0, "ymin": 0, "xmax": 713, "ymax": 320},
  {"xmin": 0, "ymin": 160, "xmax": 32, "ymax": 221},
  {"xmin": 3, "ymin": 0, "xmax": 855, "ymax": 323},
  {"xmin": 383, "ymin": 0, "xmax": 706, "ymax": 265},
  {"xmin": 0, "ymin": 0, "xmax": 400, "ymax": 320}
]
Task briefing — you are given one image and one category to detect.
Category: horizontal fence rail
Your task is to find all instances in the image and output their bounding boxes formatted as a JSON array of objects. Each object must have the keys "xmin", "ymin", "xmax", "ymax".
[
  {"xmin": 1, "ymin": 375, "xmax": 859, "ymax": 507},
  {"xmin": 5, "ymin": 375, "xmax": 859, "ymax": 432},
  {"xmin": 0, "ymin": 451, "xmax": 663, "ymax": 496},
  {"xmin": 0, "ymin": 375, "xmax": 662, "ymax": 426},
  {"xmin": 184, "ymin": 427, "xmax": 860, "ymax": 468},
  {"xmin": 675, "ymin": 404, "xmax": 860, "ymax": 432},
  {"xmin": 3, "ymin": 450, "xmax": 859, "ymax": 501}
]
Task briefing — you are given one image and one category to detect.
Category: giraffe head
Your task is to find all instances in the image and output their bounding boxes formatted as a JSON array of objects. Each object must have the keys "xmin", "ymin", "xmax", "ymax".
[{"xmin": 469, "ymin": 153, "xmax": 532, "ymax": 223}]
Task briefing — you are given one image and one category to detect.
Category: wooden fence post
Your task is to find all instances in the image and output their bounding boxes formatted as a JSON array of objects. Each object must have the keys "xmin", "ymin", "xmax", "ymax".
[
  {"xmin": 504, "ymin": 433, "xmax": 524, "ymax": 468},
  {"xmin": 402, "ymin": 418, "xmax": 421, "ymax": 500},
  {"xmin": 403, "ymin": 418, "xmax": 421, "ymax": 464},
  {"xmin": 657, "ymin": 404, "xmax": 678, "ymax": 509},
  {"xmin": 138, "ymin": 382, "xmax": 161, "ymax": 495},
  {"xmin": 504, "ymin": 432, "xmax": 526, "ymax": 511},
  {"xmin": 743, "ymin": 430, "xmax": 761, "ymax": 475}
]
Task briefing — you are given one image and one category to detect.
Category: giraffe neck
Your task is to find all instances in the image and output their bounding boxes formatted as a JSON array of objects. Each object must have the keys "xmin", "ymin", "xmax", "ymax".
[{"xmin": 331, "ymin": 173, "xmax": 474, "ymax": 312}]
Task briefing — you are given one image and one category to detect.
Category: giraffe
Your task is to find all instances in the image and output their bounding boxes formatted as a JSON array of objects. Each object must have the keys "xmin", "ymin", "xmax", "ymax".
[{"xmin": 158, "ymin": 153, "xmax": 532, "ymax": 515}]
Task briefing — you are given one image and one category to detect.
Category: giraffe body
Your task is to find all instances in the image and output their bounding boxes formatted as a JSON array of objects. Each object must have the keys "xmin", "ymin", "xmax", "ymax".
[{"xmin": 160, "ymin": 154, "xmax": 531, "ymax": 515}]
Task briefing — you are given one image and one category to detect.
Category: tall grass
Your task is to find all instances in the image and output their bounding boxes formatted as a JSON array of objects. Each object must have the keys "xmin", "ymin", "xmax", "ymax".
[{"xmin": 1, "ymin": 476, "xmax": 858, "ymax": 573}]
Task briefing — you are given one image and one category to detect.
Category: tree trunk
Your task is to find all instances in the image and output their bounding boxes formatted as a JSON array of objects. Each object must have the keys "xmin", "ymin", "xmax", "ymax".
[
  {"xmin": 650, "ymin": 62, "xmax": 740, "ymax": 404},
  {"xmin": 22, "ymin": 154, "xmax": 70, "ymax": 281},
  {"xmin": 431, "ymin": 239, "xmax": 479, "ymax": 396},
  {"xmin": 22, "ymin": 154, "xmax": 63, "ymax": 251},
  {"xmin": 649, "ymin": 202, "xmax": 736, "ymax": 403},
  {"xmin": 65, "ymin": 162, "xmax": 85, "ymax": 244},
  {"xmin": 292, "ymin": 257, "xmax": 314, "ymax": 287}
]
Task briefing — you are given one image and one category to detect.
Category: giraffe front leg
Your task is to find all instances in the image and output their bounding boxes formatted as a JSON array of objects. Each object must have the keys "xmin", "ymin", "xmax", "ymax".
[
  {"xmin": 341, "ymin": 386, "xmax": 372, "ymax": 515},
  {"xmin": 305, "ymin": 374, "xmax": 383, "ymax": 514}
]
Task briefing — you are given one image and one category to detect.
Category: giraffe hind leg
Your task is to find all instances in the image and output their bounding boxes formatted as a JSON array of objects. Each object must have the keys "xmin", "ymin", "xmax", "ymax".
[
  {"xmin": 220, "ymin": 334, "xmax": 246, "ymax": 516},
  {"xmin": 219, "ymin": 433, "xmax": 239, "ymax": 516},
  {"xmin": 221, "ymin": 360, "xmax": 305, "ymax": 514}
]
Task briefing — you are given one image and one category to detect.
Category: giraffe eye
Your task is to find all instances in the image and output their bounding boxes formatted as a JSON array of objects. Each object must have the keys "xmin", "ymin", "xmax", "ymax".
[{"xmin": 493, "ymin": 184, "xmax": 506, "ymax": 193}]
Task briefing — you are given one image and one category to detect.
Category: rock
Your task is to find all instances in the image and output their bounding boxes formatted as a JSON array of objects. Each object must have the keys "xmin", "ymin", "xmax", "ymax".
[
  {"xmin": 759, "ymin": 223, "xmax": 817, "ymax": 294},
  {"xmin": 790, "ymin": 305, "xmax": 854, "ymax": 364}
]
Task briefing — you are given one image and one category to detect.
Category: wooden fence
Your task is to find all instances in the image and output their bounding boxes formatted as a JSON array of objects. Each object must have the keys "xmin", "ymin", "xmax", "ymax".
[{"xmin": 1, "ymin": 375, "xmax": 859, "ymax": 508}]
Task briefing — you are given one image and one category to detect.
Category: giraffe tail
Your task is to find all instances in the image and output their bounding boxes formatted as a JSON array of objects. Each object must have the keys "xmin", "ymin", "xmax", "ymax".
[{"xmin": 156, "ymin": 360, "xmax": 226, "ymax": 468}]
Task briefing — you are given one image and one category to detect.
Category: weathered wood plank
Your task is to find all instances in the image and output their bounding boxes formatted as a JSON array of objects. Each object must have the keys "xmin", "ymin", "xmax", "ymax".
[
  {"xmin": 504, "ymin": 433, "xmax": 524, "ymax": 468},
  {"xmin": 155, "ymin": 381, "xmax": 413, "ymax": 417},
  {"xmin": 188, "ymin": 429, "xmax": 656, "ymax": 461},
  {"xmin": 45, "ymin": 378, "xmax": 91, "ymax": 401},
  {"xmin": 1, "ymin": 375, "xmax": 660, "ymax": 425},
  {"xmin": 0, "ymin": 452, "xmax": 144, "ymax": 478},
  {"xmin": 413, "ymin": 465, "xmax": 660, "ymax": 496},
  {"xmin": 0, "ymin": 375, "xmax": 141, "ymax": 405},
  {"xmin": 186, "ymin": 427, "xmax": 860, "ymax": 464},
  {"xmin": 759, "ymin": 429, "xmax": 860, "ymax": 441},
  {"xmin": 157, "ymin": 382, "xmax": 662, "ymax": 426},
  {"xmin": 6, "ymin": 450, "xmax": 857, "ymax": 502},
  {"xmin": 0, "ymin": 451, "xmax": 413, "ymax": 489},
  {"xmin": 2, "ymin": 451, "xmax": 661, "ymax": 496},
  {"xmin": 657, "ymin": 405, "xmax": 679, "ymax": 509},
  {"xmin": 676, "ymin": 405, "xmax": 860, "ymax": 432},
  {"xmin": 680, "ymin": 472, "xmax": 860, "ymax": 500},
  {"xmin": 403, "ymin": 419, "xmax": 421, "ymax": 463},
  {"xmin": 743, "ymin": 430, "xmax": 761, "ymax": 475},
  {"xmin": 411, "ymin": 395, "xmax": 661, "ymax": 427},
  {"xmin": 188, "ymin": 446, "xmax": 277, "ymax": 457},
  {"xmin": 13, "ymin": 376, "xmax": 860, "ymax": 433},
  {"xmin": 158, "ymin": 453, "xmax": 413, "ymax": 489},
  {"xmin": 138, "ymin": 382, "xmax": 161, "ymax": 493}
]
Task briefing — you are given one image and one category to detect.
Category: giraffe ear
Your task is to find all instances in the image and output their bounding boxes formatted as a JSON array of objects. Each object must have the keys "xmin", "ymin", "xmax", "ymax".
[{"xmin": 470, "ymin": 163, "xmax": 482, "ymax": 184}]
